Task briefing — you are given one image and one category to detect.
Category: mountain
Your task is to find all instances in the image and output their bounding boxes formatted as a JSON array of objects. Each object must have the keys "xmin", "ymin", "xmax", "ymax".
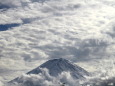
[
  {"xmin": 10, "ymin": 58, "xmax": 89, "ymax": 84},
  {"xmin": 28, "ymin": 58, "xmax": 89, "ymax": 78}
]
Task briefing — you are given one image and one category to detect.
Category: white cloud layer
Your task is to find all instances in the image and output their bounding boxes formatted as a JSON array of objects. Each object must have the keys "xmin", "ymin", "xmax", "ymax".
[
  {"xmin": 7, "ymin": 67, "xmax": 115, "ymax": 86},
  {"xmin": 7, "ymin": 68, "xmax": 85, "ymax": 86},
  {"xmin": 0, "ymin": 81, "xmax": 4, "ymax": 86},
  {"xmin": 1, "ymin": 0, "xmax": 115, "ymax": 85}
]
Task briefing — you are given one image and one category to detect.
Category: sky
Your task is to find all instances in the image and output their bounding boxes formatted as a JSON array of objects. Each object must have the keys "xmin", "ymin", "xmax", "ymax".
[{"xmin": 1, "ymin": 0, "xmax": 115, "ymax": 85}]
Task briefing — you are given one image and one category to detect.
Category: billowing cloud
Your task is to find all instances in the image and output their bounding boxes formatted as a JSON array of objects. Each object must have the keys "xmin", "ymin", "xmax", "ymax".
[
  {"xmin": 0, "ymin": 0, "xmax": 30, "ymax": 8},
  {"xmin": 0, "ymin": 0, "xmax": 115, "ymax": 84},
  {"xmin": 0, "ymin": 81, "xmax": 4, "ymax": 86},
  {"xmin": 7, "ymin": 67, "xmax": 115, "ymax": 86},
  {"xmin": 7, "ymin": 68, "xmax": 83, "ymax": 86}
]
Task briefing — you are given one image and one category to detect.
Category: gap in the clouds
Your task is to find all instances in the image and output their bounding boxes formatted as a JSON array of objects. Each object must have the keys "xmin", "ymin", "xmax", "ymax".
[
  {"xmin": 0, "ymin": 23, "xmax": 20, "ymax": 31},
  {"xmin": 0, "ymin": 4, "xmax": 10, "ymax": 9},
  {"xmin": 31, "ymin": 0, "xmax": 48, "ymax": 3}
]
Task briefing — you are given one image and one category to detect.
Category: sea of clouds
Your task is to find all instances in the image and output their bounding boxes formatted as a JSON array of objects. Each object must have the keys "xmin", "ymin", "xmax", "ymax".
[
  {"xmin": 6, "ymin": 67, "xmax": 115, "ymax": 86},
  {"xmin": 7, "ymin": 68, "xmax": 82, "ymax": 86},
  {"xmin": 5, "ymin": 68, "xmax": 107, "ymax": 86},
  {"xmin": 1, "ymin": 0, "xmax": 115, "ymax": 85}
]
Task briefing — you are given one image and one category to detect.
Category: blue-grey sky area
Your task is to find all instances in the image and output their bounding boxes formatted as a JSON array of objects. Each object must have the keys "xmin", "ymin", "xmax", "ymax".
[{"xmin": 0, "ymin": 0, "xmax": 115, "ymax": 85}]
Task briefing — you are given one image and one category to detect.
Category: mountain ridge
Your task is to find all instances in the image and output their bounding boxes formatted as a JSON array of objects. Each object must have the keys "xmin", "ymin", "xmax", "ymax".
[
  {"xmin": 10, "ymin": 58, "xmax": 89, "ymax": 84},
  {"xmin": 27, "ymin": 58, "xmax": 89, "ymax": 78}
]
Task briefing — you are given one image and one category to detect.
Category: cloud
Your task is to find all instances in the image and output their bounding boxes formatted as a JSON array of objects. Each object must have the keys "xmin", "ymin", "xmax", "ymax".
[
  {"xmin": 0, "ymin": 80, "xmax": 4, "ymax": 86},
  {"xmin": 8, "ymin": 67, "xmax": 115, "ymax": 86},
  {"xmin": 0, "ymin": 0, "xmax": 30, "ymax": 8},
  {"xmin": 8, "ymin": 68, "xmax": 82, "ymax": 86},
  {"xmin": 1, "ymin": 0, "xmax": 115, "ymax": 84}
]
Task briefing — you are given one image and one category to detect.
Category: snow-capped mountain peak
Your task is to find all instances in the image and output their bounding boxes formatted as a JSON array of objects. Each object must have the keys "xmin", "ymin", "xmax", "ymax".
[
  {"xmin": 9, "ymin": 58, "xmax": 89, "ymax": 86},
  {"xmin": 27, "ymin": 58, "xmax": 89, "ymax": 79}
]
